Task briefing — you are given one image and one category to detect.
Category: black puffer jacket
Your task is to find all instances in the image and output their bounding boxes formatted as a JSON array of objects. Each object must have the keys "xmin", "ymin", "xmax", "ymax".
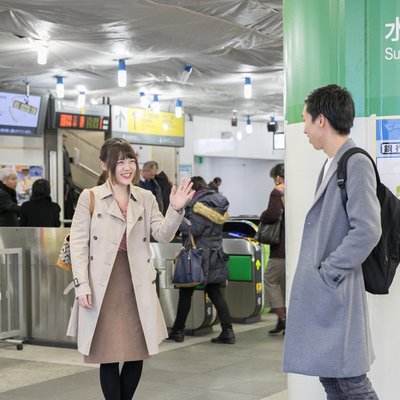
[
  {"xmin": 180, "ymin": 189, "xmax": 229, "ymax": 284},
  {"xmin": 0, "ymin": 182, "xmax": 20, "ymax": 226}
]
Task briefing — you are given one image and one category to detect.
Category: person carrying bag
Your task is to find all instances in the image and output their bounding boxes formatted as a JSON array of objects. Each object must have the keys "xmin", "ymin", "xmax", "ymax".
[{"xmin": 167, "ymin": 176, "xmax": 233, "ymax": 344}]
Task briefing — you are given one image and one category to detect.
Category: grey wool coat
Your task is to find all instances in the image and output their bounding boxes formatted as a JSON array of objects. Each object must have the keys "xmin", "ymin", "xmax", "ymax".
[
  {"xmin": 66, "ymin": 182, "xmax": 184, "ymax": 356},
  {"xmin": 283, "ymin": 139, "xmax": 381, "ymax": 378}
]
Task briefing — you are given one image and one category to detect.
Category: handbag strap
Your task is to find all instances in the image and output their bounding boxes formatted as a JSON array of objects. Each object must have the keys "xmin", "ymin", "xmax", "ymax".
[
  {"xmin": 189, "ymin": 232, "xmax": 196, "ymax": 249},
  {"xmin": 89, "ymin": 190, "xmax": 95, "ymax": 216}
]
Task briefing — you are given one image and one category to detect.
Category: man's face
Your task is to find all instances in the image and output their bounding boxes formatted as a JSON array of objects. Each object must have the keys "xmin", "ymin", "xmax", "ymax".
[
  {"xmin": 142, "ymin": 166, "xmax": 157, "ymax": 180},
  {"xmin": 302, "ymin": 104, "xmax": 324, "ymax": 151},
  {"xmin": 3, "ymin": 173, "xmax": 18, "ymax": 190}
]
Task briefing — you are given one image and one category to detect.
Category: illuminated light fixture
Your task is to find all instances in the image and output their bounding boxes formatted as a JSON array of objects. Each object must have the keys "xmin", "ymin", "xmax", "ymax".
[
  {"xmin": 152, "ymin": 94, "xmax": 160, "ymax": 113},
  {"xmin": 246, "ymin": 115, "xmax": 253, "ymax": 134},
  {"xmin": 118, "ymin": 59, "xmax": 127, "ymax": 87},
  {"xmin": 56, "ymin": 76, "xmax": 64, "ymax": 99},
  {"xmin": 77, "ymin": 91, "xmax": 86, "ymax": 108},
  {"xmin": 244, "ymin": 76, "xmax": 252, "ymax": 99},
  {"xmin": 175, "ymin": 99, "xmax": 183, "ymax": 118},
  {"xmin": 37, "ymin": 41, "xmax": 48, "ymax": 65},
  {"xmin": 231, "ymin": 110, "xmax": 238, "ymax": 127},
  {"xmin": 181, "ymin": 64, "xmax": 193, "ymax": 82},
  {"xmin": 236, "ymin": 131, "xmax": 243, "ymax": 141},
  {"xmin": 139, "ymin": 91, "xmax": 150, "ymax": 108},
  {"xmin": 163, "ymin": 123, "xmax": 169, "ymax": 131}
]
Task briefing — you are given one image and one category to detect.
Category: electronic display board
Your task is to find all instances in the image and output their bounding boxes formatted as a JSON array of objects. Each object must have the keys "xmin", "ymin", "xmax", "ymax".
[
  {"xmin": 55, "ymin": 113, "xmax": 109, "ymax": 131},
  {"xmin": 53, "ymin": 99, "xmax": 110, "ymax": 131},
  {"xmin": 0, "ymin": 91, "xmax": 42, "ymax": 136}
]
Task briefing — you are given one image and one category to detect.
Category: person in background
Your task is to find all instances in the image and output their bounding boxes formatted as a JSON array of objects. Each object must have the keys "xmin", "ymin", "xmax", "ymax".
[
  {"xmin": 63, "ymin": 133, "xmax": 76, "ymax": 223},
  {"xmin": 20, "ymin": 179, "xmax": 61, "ymax": 227},
  {"xmin": 138, "ymin": 161, "xmax": 164, "ymax": 213},
  {"xmin": 0, "ymin": 167, "xmax": 20, "ymax": 226},
  {"xmin": 208, "ymin": 177, "xmax": 222, "ymax": 193},
  {"xmin": 154, "ymin": 170, "xmax": 172, "ymax": 215},
  {"xmin": 260, "ymin": 163, "xmax": 285, "ymax": 335},
  {"xmin": 66, "ymin": 138, "xmax": 194, "ymax": 400},
  {"xmin": 283, "ymin": 84, "xmax": 380, "ymax": 399},
  {"xmin": 167, "ymin": 176, "xmax": 235, "ymax": 344}
]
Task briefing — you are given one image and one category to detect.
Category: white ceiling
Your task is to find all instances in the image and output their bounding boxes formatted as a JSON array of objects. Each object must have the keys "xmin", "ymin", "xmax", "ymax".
[{"xmin": 0, "ymin": 0, "xmax": 283, "ymax": 123}]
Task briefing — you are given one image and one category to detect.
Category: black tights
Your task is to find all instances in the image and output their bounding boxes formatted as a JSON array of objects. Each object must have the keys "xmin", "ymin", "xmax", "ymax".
[{"xmin": 99, "ymin": 360, "xmax": 143, "ymax": 400}]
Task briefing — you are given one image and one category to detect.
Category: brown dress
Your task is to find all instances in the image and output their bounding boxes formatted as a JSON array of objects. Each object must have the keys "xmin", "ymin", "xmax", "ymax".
[{"xmin": 84, "ymin": 226, "xmax": 150, "ymax": 363}]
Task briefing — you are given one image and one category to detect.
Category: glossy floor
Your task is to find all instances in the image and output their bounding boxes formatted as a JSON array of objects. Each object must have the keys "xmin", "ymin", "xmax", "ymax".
[{"xmin": 0, "ymin": 314, "xmax": 287, "ymax": 400}]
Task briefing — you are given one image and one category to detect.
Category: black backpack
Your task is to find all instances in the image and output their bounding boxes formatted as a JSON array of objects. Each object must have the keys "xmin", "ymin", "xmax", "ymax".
[{"xmin": 337, "ymin": 147, "xmax": 400, "ymax": 294}]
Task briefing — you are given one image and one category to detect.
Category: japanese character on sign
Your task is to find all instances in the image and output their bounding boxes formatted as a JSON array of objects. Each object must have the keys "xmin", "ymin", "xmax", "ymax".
[{"xmin": 385, "ymin": 17, "xmax": 400, "ymax": 42}]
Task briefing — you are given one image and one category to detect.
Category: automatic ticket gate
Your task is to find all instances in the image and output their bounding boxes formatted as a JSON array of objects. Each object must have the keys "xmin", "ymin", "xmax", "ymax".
[
  {"xmin": 223, "ymin": 219, "xmax": 265, "ymax": 323},
  {"xmin": 151, "ymin": 241, "xmax": 216, "ymax": 336}
]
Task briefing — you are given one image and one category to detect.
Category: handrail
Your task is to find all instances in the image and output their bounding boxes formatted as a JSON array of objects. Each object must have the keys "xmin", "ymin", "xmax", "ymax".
[{"xmin": 74, "ymin": 162, "xmax": 99, "ymax": 178}]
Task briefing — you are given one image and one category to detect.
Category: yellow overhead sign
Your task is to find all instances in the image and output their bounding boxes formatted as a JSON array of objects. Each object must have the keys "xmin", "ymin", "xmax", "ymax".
[{"xmin": 112, "ymin": 106, "xmax": 184, "ymax": 146}]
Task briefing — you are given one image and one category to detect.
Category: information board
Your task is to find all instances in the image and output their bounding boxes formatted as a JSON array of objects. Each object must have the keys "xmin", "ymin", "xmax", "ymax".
[
  {"xmin": 53, "ymin": 99, "xmax": 110, "ymax": 131},
  {"xmin": 111, "ymin": 106, "xmax": 184, "ymax": 147},
  {"xmin": 0, "ymin": 91, "xmax": 42, "ymax": 136}
]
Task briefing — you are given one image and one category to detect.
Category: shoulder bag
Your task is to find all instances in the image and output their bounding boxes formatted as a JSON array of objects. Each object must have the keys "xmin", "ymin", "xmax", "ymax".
[
  {"xmin": 172, "ymin": 232, "xmax": 205, "ymax": 287},
  {"xmin": 57, "ymin": 190, "xmax": 95, "ymax": 271},
  {"xmin": 255, "ymin": 212, "xmax": 282, "ymax": 245}
]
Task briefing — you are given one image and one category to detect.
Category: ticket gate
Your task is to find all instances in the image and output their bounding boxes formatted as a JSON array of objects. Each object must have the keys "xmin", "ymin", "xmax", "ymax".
[
  {"xmin": 223, "ymin": 220, "xmax": 265, "ymax": 323},
  {"xmin": 151, "ymin": 241, "xmax": 216, "ymax": 336}
]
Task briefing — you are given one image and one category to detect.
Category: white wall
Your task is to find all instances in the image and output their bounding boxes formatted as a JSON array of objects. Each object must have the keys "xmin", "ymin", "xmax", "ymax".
[
  {"xmin": 0, "ymin": 136, "xmax": 44, "ymax": 167},
  {"xmin": 286, "ymin": 117, "xmax": 400, "ymax": 400},
  {"xmin": 178, "ymin": 115, "xmax": 284, "ymax": 216},
  {"xmin": 196, "ymin": 157, "xmax": 281, "ymax": 216}
]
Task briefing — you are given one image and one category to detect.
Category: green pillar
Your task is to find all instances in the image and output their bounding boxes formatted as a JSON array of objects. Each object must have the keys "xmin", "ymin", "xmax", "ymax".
[{"xmin": 284, "ymin": 0, "xmax": 400, "ymax": 123}]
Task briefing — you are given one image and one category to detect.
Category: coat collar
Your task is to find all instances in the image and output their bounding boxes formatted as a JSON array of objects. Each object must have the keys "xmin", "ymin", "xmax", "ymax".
[
  {"xmin": 96, "ymin": 180, "xmax": 138, "ymax": 201},
  {"xmin": 95, "ymin": 181, "xmax": 143, "ymax": 236},
  {"xmin": 312, "ymin": 138, "xmax": 355, "ymax": 207}
]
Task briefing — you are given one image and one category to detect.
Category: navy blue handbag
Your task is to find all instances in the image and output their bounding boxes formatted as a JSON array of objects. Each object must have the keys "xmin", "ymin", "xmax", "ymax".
[{"xmin": 172, "ymin": 233, "xmax": 204, "ymax": 287}]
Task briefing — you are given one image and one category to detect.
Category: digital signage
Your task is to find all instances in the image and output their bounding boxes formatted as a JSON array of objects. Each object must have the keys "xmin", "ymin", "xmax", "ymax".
[{"xmin": 0, "ymin": 91, "xmax": 42, "ymax": 136}]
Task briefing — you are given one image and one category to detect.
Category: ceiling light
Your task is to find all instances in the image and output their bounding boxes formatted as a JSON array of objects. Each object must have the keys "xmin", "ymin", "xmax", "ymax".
[
  {"xmin": 118, "ymin": 59, "xmax": 127, "ymax": 87},
  {"xmin": 231, "ymin": 110, "xmax": 238, "ymax": 127},
  {"xmin": 175, "ymin": 99, "xmax": 183, "ymax": 118},
  {"xmin": 37, "ymin": 41, "xmax": 48, "ymax": 65},
  {"xmin": 246, "ymin": 115, "xmax": 252, "ymax": 134},
  {"xmin": 244, "ymin": 77, "xmax": 252, "ymax": 99},
  {"xmin": 152, "ymin": 94, "xmax": 160, "ymax": 113},
  {"xmin": 139, "ymin": 91, "xmax": 150, "ymax": 108},
  {"xmin": 181, "ymin": 64, "xmax": 193, "ymax": 82},
  {"xmin": 236, "ymin": 131, "xmax": 243, "ymax": 141},
  {"xmin": 77, "ymin": 91, "xmax": 85, "ymax": 108},
  {"xmin": 56, "ymin": 76, "xmax": 64, "ymax": 99}
]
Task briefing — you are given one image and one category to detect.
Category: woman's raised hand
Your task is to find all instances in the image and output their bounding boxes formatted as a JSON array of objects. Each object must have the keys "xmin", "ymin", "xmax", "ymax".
[{"xmin": 169, "ymin": 178, "xmax": 194, "ymax": 211}]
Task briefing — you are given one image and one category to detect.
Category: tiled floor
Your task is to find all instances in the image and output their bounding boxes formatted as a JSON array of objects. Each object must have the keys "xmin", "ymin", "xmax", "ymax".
[{"xmin": 0, "ymin": 314, "xmax": 287, "ymax": 400}]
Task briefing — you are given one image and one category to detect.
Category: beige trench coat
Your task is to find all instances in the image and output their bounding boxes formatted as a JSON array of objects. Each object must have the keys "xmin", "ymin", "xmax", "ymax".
[{"xmin": 65, "ymin": 182, "xmax": 183, "ymax": 356}]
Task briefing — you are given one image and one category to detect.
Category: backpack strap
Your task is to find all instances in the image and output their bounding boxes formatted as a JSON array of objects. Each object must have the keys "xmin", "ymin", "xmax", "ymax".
[{"xmin": 337, "ymin": 147, "xmax": 380, "ymax": 208}]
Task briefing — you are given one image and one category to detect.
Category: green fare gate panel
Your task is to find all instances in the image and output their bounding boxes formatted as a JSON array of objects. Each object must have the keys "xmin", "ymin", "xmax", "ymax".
[{"xmin": 227, "ymin": 255, "xmax": 252, "ymax": 282}]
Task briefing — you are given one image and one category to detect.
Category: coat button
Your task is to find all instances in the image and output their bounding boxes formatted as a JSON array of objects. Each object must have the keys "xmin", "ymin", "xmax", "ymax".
[
  {"xmin": 93, "ymin": 236, "xmax": 98, "ymax": 240},
  {"xmin": 147, "ymin": 259, "xmax": 150, "ymax": 263},
  {"xmin": 90, "ymin": 256, "xmax": 94, "ymax": 260},
  {"xmin": 97, "ymin": 213, "xmax": 102, "ymax": 218},
  {"xmin": 143, "ymin": 237, "xmax": 147, "ymax": 242},
  {"xmin": 138, "ymin": 216, "xmax": 143, "ymax": 221}
]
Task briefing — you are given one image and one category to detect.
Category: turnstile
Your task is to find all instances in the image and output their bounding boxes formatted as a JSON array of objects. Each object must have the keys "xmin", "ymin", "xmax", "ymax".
[
  {"xmin": 223, "ymin": 219, "xmax": 267, "ymax": 323},
  {"xmin": 151, "ymin": 241, "xmax": 216, "ymax": 335},
  {"xmin": 0, "ymin": 246, "xmax": 24, "ymax": 349}
]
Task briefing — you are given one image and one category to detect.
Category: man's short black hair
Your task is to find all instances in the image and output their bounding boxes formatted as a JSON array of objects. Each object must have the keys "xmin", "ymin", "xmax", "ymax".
[{"xmin": 305, "ymin": 84, "xmax": 355, "ymax": 135}]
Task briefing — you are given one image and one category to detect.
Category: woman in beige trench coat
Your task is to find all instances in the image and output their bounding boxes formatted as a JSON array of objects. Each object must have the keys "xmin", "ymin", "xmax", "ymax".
[{"xmin": 65, "ymin": 138, "xmax": 194, "ymax": 399}]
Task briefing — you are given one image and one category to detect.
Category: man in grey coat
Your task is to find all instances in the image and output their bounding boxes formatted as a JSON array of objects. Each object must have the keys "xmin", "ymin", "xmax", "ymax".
[{"xmin": 283, "ymin": 84, "xmax": 381, "ymax": 399}]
